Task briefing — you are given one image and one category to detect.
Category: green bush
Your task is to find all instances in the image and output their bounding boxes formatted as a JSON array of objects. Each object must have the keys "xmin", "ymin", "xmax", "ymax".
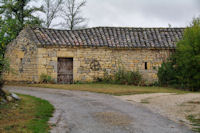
[
  {"xmin": 40, "ymin": 74, "xmax": 54, "ymax": 84},
  {"xmin": 114, "ymin": 68, "xmax": 143, "ymax": 85},
  {"xmin": 94, "ymin": 68, "xmax": 143, "ymax": 86},
  {"xmin": 158, "ymin": 60, "xmax": 178, "ymax": 86},
  {"xmin": 158, "ymin": 18, "xmax": 200, "ymax": 91}
]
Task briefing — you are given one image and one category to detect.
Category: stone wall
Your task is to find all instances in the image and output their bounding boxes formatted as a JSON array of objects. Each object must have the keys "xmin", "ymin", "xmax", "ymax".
[
  {"xmin": 4, "ymin": 35, "xmax": 173, "ymax": 83},
  {"xmin": 4, "ymin": 29, "xmax": 38, "ymax": 82},
  {"xmin": 37, "ymin": 47, "xmax": 173, "ymax": 83}
]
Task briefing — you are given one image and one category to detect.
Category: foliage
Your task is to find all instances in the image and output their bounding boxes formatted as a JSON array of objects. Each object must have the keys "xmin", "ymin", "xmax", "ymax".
[
  {"xmin": 157, "ymin": 59, "xmax": 177, "ymax": 86},
  {"xmin": 0, "ymin": 18, "xmax": 18, "ymax": 54},
  {"xmin": 187, "ymin": 115, "xmax": 200, "ymax": 133},
  {"xmin": 113, "ymin": 68, "xmax": 143, "ymax": 85},
  {"xmin": 0, "ymin": 0, "xmax": 44, "ymax": 65},
  {"xmin": 158, "ymin": 18, "xmax": 200, "ymax": 91},
  {"xmin": 95, "ymin": 69, "xmax": 112, "ymax": 83},
  {"xmin": 0, "ymin": 0, "xmax": 44, "ymax": 94},
  {"xmin": 0, "ymin": 57, "xmax": 10, "ymax": 76},
  {"xmin": 0, "ymin": 17, "xmax": 17, "ymax": 96},
  {"xmin": 0, "ymin": 57, "xmax": 9, "ymax": 97},
  {"xmin": 0, "ymin": 0, "xmax": 44, "ymax": 61},
  {"xmin": 0, "ymin": 0, "xmax": 44, "ymax": 32},
  {"xmin": 96, "ymin": 68, "xmax": 143, "ymax": 86},
  {"xmin": 40, "ymin": 73, "xmax": 54, "ymax": 83}
]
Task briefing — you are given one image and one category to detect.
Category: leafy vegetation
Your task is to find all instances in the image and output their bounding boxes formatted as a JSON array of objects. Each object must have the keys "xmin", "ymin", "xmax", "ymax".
[
  {"xmin": 40, "ymin": 73, "xmax": 55, "ymax": 84},
  {"xmin": 0, "ymin": 0, "xmax": 44, "ymax": 96},
  {"xmin": 158, "ymin": 18, "xmax": 200, "ymax": 91},
  {"xmin": 0, "ymin": 0, "xmax": 43, "ymax": 32},
  {"xmin": 0, "ymin": 94, "xmax": 54, "ymax": 133},
  {"xmin": 187, "ymin": 115, "xmax": 200, "ymax": 132},
  {"xmin": 96, "ymin": 68, "xmax": 143, "ymax": 86},
  {"xmin": 113, "ymin": 68, "xmax": 143, "ymax": 85}
]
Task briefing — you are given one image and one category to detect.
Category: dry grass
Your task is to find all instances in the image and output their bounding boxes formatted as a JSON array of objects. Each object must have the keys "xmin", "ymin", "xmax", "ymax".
[{"xmin": 7, "ymin": 83, "xmax": 189, "ymax": 96}]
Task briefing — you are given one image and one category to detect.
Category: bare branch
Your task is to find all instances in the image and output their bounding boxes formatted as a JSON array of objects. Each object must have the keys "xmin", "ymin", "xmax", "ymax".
[
  {"xmin": 62, "ymin": 0, "xmax": 87, "ymax": 30},
  {"xmin": 43, "ymin": 0, "xmax": 63, "ymax": 28}
]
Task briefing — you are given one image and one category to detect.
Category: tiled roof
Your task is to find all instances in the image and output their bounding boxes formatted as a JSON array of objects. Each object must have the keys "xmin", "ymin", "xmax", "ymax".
[{"xmin": 27, "ymin": 26, "xmax": 185, "ymax": 49}]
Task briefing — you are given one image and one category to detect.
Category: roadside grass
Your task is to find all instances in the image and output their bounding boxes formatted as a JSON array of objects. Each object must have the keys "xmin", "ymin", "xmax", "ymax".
[
  {"xmin": 0, "ymin": 94, "xmax": 54, "ymax": 133},
  {"xmin": 187, "ymin": 115, "xmax": 200, "ymax": 133},
  {"xmin": 6, "ymin": 83, "xmax": 190, "ymax": 96}
]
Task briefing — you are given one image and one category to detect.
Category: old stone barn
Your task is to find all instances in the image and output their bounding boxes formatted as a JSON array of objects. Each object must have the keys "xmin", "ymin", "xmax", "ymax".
[{"xmin": 4, "ymin": 26, "xmax": 184, "ymax": 84}]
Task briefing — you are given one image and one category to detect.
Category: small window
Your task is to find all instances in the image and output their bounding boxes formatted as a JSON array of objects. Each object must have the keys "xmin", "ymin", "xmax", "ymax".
[{"xmin": 145, "ymin": 62, "xmax": 148, "ymax": 70}]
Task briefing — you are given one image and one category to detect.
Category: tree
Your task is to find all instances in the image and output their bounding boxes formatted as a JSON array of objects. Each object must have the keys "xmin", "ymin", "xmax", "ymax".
[
  {"xmin": 62, "ymin": 0, "xmax": 87, "ymax": 30},
  {"xmin": 0, "ymin": 17, "xmax": 16, "ymax": 97},
  {"xmin": 175, "ymin": 18, "xmax": 200, "ymax": 90},
  {"xmin": 158, "ymin": 18, "xmax": 200, "ymax": 91},
  {"xmin": 0, "ymin": 0, "xmax": 44, "ymax": 98},
  {"xmin": 0, "ymin": 0, "xmax": 43, "ymax": 32},
  {"xmin": 43, "ymin": 0, "xmax": 63, "ymax": 28}
]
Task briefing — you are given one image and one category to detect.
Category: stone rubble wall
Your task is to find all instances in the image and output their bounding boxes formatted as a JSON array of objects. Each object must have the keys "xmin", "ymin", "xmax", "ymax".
[
  {"xmin": 4, "ymin": 33, "xmax": 173, "ymax": 84},
  {"xmin": 4, "ymin": 29, "xmax": 38, "ymax": 82},
  {"xmin": 37, "ymin": 47, "xmax": 173, "ymax": 83}
]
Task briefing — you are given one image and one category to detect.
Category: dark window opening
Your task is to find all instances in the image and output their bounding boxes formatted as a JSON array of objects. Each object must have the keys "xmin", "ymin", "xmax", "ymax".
[{"xmin": 145, "ymin": 62, "xmax": 148, "ymax": 70}]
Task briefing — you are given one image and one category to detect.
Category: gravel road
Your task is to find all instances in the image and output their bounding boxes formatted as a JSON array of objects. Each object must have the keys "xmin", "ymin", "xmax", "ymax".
[{"xmin": 5, "ymin": 86, "xmax": 193, "ymax": 133}]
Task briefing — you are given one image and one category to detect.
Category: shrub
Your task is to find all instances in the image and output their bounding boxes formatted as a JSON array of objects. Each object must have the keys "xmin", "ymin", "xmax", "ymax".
[
  {"xmin": 40, "ymin": 74, "xmax": 54, "ymax": 84},
  {"xmin": 94, "ymin": 68, "xmax": 143, "ymax": 86},
  {"xmin": 158, "ymin": 18, "xmax": 200, "ymax": 91},
  {"xmin": 114, "ymin": 68, "xmax": 142, "ymax": 85},
  {"xmin": 94, "ymin": 69, "xmax": 112, "ymax": 83},
  {"xmin": 158, "ymin": 61, "xmax": 178, "ymax": 86}
]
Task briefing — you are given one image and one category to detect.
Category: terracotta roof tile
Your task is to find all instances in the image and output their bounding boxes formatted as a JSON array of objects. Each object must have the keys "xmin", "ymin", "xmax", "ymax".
[{"xmin": 28, "ymin": 26, "xmax": 185, "ymax": 49}]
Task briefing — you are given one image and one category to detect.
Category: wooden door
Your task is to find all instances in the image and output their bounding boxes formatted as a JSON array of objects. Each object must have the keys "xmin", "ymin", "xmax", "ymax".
[{"xmin": 57, "ymin": 58, "xmax": 73, "ymax": 84}]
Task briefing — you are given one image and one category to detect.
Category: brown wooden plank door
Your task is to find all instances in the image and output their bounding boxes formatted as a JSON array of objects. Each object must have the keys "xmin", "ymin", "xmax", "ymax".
[{"xmin": 57, "ymin": 58, "xmax": 73, "ymax": 84}]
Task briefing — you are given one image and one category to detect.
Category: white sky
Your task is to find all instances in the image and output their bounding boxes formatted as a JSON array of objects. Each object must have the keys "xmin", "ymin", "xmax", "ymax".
[{"xmin": 32, "ymin": 0, "xmax": 200, "ymax": 28}]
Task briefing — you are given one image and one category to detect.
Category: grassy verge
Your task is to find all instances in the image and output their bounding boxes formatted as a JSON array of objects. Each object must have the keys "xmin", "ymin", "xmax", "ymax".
[
  {"xmin": 188, "ymin": 115, "xmax": 200, "ymax": 133},
  {"xmin": 0, "ymin": 94, "xmax": 54, "ymax": 133},
  {"xmin": 7, "ymin": 83, "xmax": 189, "ymax": 96}
]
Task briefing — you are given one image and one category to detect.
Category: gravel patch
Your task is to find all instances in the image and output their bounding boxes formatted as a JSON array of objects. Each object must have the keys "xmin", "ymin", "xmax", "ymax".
[
  {"xmin": 93, "ymin": 112, "xmax": 132, "ymax": 126},
  {"xmin": 117, "ymin": 93, "xmax": 200, "ymax": 128}
]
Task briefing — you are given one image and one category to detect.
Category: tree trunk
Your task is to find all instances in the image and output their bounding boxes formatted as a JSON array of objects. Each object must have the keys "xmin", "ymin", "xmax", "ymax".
[
  {"xmin": 0, "ymin": 70, "xmax": 5, "ymax": 98},
  {"xmin": 0, "ymin": 80, "xmax": 5, "ymax": 98}
]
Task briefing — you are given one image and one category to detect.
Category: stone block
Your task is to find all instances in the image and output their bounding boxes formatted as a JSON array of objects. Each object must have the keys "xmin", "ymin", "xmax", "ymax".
[
  {"xmin": 57, "ymin": 51, "xmax": 74, "ymax": 57},
  {"xmin": 17, "ymin": 51, "xmax": 24, "ymax": 58},
  {"xmin": 48, "ymin": 51, "xmax": 57, "ymax": 57}
]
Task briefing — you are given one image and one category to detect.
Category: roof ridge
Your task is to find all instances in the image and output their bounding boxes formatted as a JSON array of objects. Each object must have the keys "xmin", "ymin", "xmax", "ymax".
[{"xmin": 29, "ymin": 25, "xmax": 186, "ymax": 32}]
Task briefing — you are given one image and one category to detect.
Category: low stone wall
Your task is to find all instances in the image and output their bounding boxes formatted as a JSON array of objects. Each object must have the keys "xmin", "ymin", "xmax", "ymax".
[{"xmin": 37, "ymin": 47, "xmax": 173, "ymax": 83}]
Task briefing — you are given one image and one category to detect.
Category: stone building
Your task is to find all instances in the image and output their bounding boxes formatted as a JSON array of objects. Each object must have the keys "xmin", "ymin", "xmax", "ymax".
[{"xmin": 4, "ymin": 26, "xmax": 184, "ymax": 83}]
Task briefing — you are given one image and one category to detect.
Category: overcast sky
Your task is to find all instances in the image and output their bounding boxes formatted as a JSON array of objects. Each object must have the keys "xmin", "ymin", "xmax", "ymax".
[{"xmin": 34, "ymin": 0, "xmax": 200, "ymax": 28}]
